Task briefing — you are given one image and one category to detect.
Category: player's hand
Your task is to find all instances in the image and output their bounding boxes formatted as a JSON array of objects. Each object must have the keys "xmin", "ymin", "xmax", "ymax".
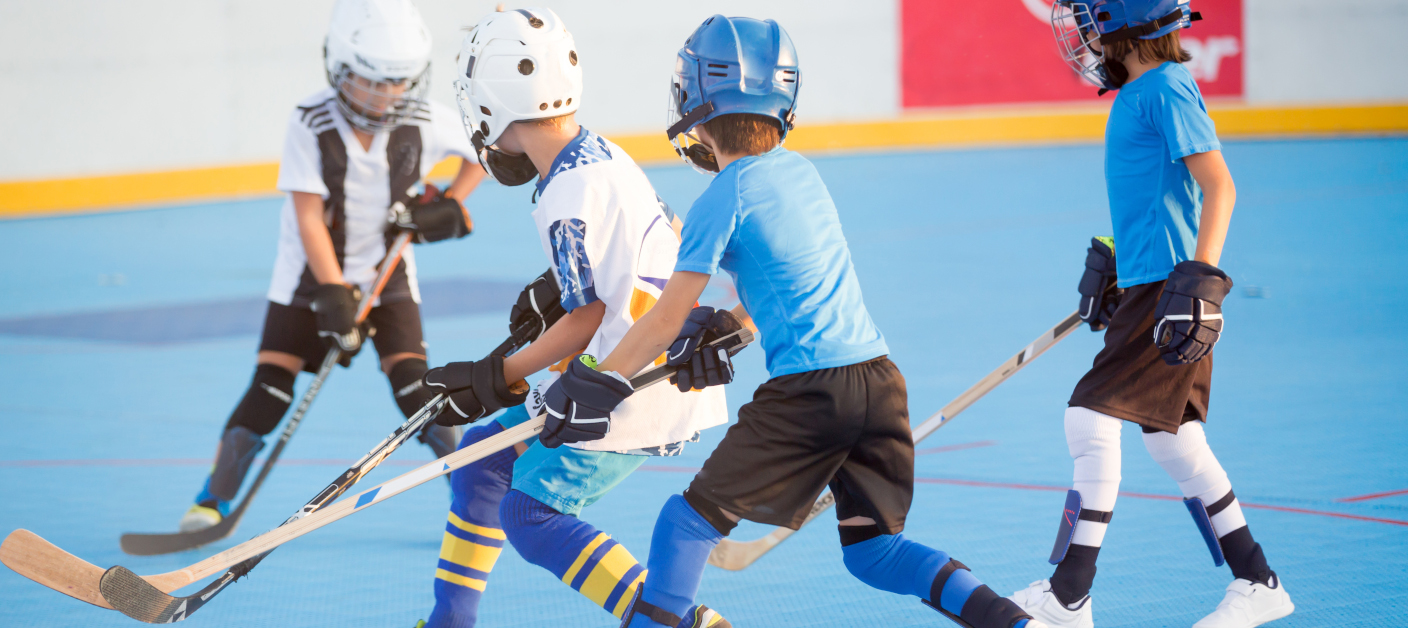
[
  {"xmin": 311, "ymin": 283, "xmax": 367, "ymax": 361},
  {"xmin": 666, "ymin": 306, "xmax": 742, "ymax": 392},
  {"xmin": 505, "ymin": 269, "xmax": 568, "ymax": 353},
  {"xmin": 1153, "ymin": 260, "xmax": 1232, "ymax": 365},
  {"xmin": 422, "ymin": 356, "xmax": 528, "ymax": 426},
  {"xmin": 539, "ymin": 356, "xmax": 632, "ymax": 448},
  {"xmin": 393, "ymin": 184, "xmax": 472, "ymax": 243},
  {"xmin": 1078, "ymin": 236, "xmax": 1123, "ymax": 332}
]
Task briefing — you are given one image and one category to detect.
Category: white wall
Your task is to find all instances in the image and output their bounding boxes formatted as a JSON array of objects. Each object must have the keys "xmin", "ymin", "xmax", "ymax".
[
  {"xmin": 0, "ymin": 0, "xmax": 897, "ymax": 180},
  {"xmin": 1245, "ymin": 0, "xmax": 1408, "ymax": 103}
]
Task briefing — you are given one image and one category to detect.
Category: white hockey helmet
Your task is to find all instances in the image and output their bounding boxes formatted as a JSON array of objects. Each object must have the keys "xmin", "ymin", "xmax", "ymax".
[
  {"xmin": 454, "ymin": 8, "xmax": 582, "ymax": 185},
  {"xmin": 324, "ymin": 0, "xmax": 433, "ymax": 131}
]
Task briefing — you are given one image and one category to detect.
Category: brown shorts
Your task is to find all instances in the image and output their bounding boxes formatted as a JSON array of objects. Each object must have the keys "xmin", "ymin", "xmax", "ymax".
[
  {"xmin": 687, "ymin": 357, "xmax": 914, "ymax": 534},
  {"xmin": 258, "ymin": 300, "xmax": 427, "ymax": 373},
  {"xmin": 1069, "ymin": 280, "xmax": 1212, "ymax": 433}
]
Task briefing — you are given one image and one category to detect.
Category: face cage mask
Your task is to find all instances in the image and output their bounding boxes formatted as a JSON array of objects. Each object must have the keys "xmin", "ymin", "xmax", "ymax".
[
  {"xmin": 330, "ymin": 65, "xmax": 430, "ymax": 132},
  {"xmin": 666, "ymin": 76, "xmax": 720, "ymax": 174},
  {"xmin": 1051, "ymin": 1, "xmax": 1117, "ymax": 93}
]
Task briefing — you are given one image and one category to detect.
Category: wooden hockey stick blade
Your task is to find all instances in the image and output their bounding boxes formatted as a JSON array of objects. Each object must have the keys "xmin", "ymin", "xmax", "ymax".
[
  {"xmin": 707, "ymin": 311, "xmax": 1084, "ymax": 571},
  {"xmin": 117, "ymin": 234, "xmax": 413, "ymax": 557},
  {"xmin": 95, "ymin": 329, "xmax": 756, "ymax": 623},
  {"xmin": 1, "ymin": 530, "xmax": 186, "ymax": 609}
]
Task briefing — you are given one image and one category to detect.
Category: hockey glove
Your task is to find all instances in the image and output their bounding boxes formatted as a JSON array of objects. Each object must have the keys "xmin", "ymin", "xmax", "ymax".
[
  {"xmin": 1153, "ymin": 260, "xmax": 1233, "ymax": 365},
  {"xmin": 1078, "ymin": 236, "xmax": 1123, "ymax": 332},
  {"xmin": 540, "ymin": 355, "xmax": 633, "ymax": 448},
  {"xmin": 666, "ymin": 306, "xmax": 742, "ymax": 392},
  {"xmin": 505, "ymin": 269, "xmax": 568, "ymax": 353},
  {"xmin": 393, "ymin": 192, "xmax": 473, "ymax": 244},
  {"xmin": 311, "ymin": 283, "xmax": 368, "ymax": 363},
  {"xmin": 422, "ymin": 355, "xmax": 528, "ymax": 426}
]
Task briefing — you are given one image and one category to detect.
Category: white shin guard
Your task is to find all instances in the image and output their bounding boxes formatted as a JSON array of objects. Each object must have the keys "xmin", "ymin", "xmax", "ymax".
[
  {"xmin": 1142, "ymin": 422, "xmax": 1247, "ymax": 537},
  {"xmin": 1064, "ymin": 407, "xmax": 1123, "ymax": 547}
]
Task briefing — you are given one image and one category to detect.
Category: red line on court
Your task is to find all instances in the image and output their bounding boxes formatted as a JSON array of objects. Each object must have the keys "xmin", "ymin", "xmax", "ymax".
[
  {"xmin": 912, "ymin": 477, "xmax": 1408, "ymax": 527},
  {"xmin": 1337, "ymin": 488, "xmax": 1408, "ymax": 503}
]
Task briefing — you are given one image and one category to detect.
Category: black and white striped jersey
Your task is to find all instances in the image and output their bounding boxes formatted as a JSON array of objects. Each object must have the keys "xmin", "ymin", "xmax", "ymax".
[{"xmin": 269, "ymin": 87, "xmax": 476, "ymax": 308}]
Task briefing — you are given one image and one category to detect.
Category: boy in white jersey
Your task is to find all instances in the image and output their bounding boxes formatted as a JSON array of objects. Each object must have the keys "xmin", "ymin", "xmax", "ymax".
[
  {"xmin": 411, "ymin": 9, "xmax": 732, "ymax": 628},
  {"xmin": 179, "ymin": 0, "xmax": 484, "ymax": 532}
]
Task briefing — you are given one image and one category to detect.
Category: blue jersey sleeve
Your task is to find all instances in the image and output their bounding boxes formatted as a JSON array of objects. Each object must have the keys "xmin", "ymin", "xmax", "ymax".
[
  {"xmin": 548, "ymin": 217, "xmax": 597, "ymax": 312},
  {"xmin": 675, "ymin": 174, "xmax": 740, "ymax": 275},
  {"xmin": 1154, "ymin": 74, "xmax": 1222, "ymax": 162}
]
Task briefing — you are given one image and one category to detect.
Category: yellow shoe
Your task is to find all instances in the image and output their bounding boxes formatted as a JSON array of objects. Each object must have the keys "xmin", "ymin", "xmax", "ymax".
[{"xmin": 179, "ymin": 504, "xmax": 223, "ymax": 532}]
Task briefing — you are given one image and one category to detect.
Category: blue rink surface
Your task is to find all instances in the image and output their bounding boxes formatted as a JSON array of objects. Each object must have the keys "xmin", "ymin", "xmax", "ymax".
[{"xmin": 2, "ymin": 137, "xmax": 1406, "ymax": 627}]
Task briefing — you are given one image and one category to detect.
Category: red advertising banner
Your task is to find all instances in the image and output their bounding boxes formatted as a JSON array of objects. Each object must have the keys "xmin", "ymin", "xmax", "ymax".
[{"xmin": 902, "ymin": 0, "xmax": 1243, "ymax": 108}]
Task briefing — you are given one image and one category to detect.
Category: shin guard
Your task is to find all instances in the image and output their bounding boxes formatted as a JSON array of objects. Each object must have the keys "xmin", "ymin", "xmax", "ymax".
[
  {"xmin": 1050, "ymin": 490, "xmax": 1113, "ymax": 564},
  {"xmin": 1184, "ymin": 496, "xmax": 1227, "ymax": 567},
  {"xmin": 922, "ymin": 558, "xmax": 1033, "ymax": 628}
]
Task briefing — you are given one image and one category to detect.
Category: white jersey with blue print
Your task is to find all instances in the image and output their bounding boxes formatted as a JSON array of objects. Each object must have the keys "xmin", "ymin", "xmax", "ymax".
[{"xmin": 529, "ymin": 128, "xmax": 727, "ymax": 453}]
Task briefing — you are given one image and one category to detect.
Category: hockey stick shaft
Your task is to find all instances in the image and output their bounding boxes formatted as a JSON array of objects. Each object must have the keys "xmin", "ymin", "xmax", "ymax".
[
  {"xmin": 707, "ymin": 311, "xmax": 1084, "ymax": 571},
  {"xmin": 98, "ymin": 329, "xmax": 754, "ymax": 623}
]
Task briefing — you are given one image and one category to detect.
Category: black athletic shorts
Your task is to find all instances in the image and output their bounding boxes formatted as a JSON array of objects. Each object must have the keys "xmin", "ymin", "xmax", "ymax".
[
  {"xmin": 687, "ymin": 356, "xmax": 914, "ymax": 534},
  {"xmin": 258, "ymin": 300, "xmax": 426, "ymax": 373},
  {"xmin": 1069, "ymin": 280, "xmax": 1212, "ymax": 433}
]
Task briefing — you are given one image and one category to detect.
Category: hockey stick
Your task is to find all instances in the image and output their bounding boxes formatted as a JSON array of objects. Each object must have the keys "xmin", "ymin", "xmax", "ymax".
[
  {"xmin": 2, "ymin": 329, "xmax": 754, "ymax": 623},
  {"xmin": 119, "ymin": 231, "xmax": 414, "ymax": 556},
  {"xmin": 706, "ymin": 311, "xmax": 1086, "ymax": 571}
]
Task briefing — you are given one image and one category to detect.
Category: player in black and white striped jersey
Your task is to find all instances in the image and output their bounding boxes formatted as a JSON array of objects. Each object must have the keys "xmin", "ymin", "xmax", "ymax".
[{"xmin": 180, "ymin": 0, "xmax": 486, "ymax": 533}]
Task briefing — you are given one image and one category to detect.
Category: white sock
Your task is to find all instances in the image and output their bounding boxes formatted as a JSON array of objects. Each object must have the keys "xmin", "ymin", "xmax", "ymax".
[
  {"xmin": 1065, "ymin": 406, "xmax": 1123, "ymax": 547},
  {"xmin": 1142, "ymin": 422, "xmax": 1247, "ymax": 537}
]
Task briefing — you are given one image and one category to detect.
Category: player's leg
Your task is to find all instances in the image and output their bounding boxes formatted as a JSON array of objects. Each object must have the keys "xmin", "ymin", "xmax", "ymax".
[
  {"xmin": 181, "ymin": 303, "xmax": 317, "ymax": 531},
  {"xmin": 833, "ymin": 358, "xmax": 1036, "ymax": 628},
  {"xmin": 368, "ymin": 300, "xmax": 459, "ymax": 458},
  {"xmin": 498, "ymin": 439, "xmax": 652, "ymax": 620},
  {"xmin": 424, "ymin": 407, "xmax": 527, "ymax": 628},
  {"xmin": 1142, "ymin": 420, "xmax": 1292, "ymax": 628},
  {"xmin": 1009, "ymin": 407, "xmax": 1121, "ymax": 628}
]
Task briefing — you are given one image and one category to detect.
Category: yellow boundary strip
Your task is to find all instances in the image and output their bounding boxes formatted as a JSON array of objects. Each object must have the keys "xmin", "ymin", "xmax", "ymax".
[{"xmin": 3, "ymin": 103, "xmax": 1404, "ymax": 217}]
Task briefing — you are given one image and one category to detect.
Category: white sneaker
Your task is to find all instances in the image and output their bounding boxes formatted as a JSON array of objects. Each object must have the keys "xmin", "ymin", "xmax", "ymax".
[
  {"xmin": 1007, "ymin": 579, "xmax": 1093, "ymax": 628},
  {"xmin": 178, "ymin": 504, "xmax": 222, "ymax": 532},
  {"xmin": 1193, "ymin": 574, "xmax": 1294, "ymax": 628}
]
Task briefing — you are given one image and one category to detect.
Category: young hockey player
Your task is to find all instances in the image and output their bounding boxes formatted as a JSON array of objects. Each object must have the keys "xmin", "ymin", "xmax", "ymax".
[
  {"xmin": 412, "ymin": 9, "xmax": 732, "ymax": 628},
  {"xmin": 1005, "ymin": 2, "xmax": 1294, "ymax": 627},
  {"xmin": 544, "ymin": 15, "xmax": 1046, "ymax": 628},
  {"xmin": 180, "ymin": 0, "xmax": 483, "ymax": 532}
]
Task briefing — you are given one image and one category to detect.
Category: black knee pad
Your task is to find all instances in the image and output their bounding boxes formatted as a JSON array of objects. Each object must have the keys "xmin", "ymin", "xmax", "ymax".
[
  {"xmin": 388, "ymin": 358, "xmax": 433, "ymax": 418},
  {"xmin": 683, "ymin": 488, "xmax": 737, "ymax": 537},
  {"xmin": 225, "ymin": 364, "xmax": 296, "ymax": 436}
]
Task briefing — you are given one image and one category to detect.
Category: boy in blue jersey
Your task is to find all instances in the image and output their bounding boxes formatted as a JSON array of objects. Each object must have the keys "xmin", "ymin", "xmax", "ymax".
[
  {"xmin": 1006, "ymin": 3, "xmax": 1294, "ymax": 628},
  {"xmin": 539, "ymin": 15, "xmax": 1044, "ymax": 628}
]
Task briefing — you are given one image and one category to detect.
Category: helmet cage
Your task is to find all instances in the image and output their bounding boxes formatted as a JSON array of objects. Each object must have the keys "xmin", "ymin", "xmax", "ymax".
[
  {"xmin": 330, "ymin": 63, "xmax": 430, "ymax": 131},
  {"xmin": 667, "ymin": 75, "xmax": 720, "ymax": 174},
  {"xmin": 1052, "ymin": 1, "xmax": 1115, "ymax": 91}
]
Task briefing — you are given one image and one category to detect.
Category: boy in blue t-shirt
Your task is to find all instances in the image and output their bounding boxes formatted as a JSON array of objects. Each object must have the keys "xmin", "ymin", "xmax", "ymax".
[
  {"xmin": 539, "ymin": 15, "xmax": 1043, "ymax": 628},
  {"xmin": 1008, "ymin": 3, "xmax": 1294, "ymax": 628}
]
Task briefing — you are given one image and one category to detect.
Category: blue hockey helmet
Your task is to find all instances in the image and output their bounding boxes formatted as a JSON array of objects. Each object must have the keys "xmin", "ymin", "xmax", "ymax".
[
  {"xmin": 666, "ymin": 15, "xmax": 800, "ymax": 173},
  {"xmin": 1051, "ymin": 0, "xmax": 1201, "ymax": 93}
]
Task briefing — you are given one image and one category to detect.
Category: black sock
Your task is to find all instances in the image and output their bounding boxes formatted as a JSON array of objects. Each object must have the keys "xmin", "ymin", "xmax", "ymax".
[
  {"xmin": 1050, "ymin": 544, "xmax": 1100, "ymax": 606},
  {"xmin": 1219, "ymin": 526, "xmax": 1273, "ymax": 585}
]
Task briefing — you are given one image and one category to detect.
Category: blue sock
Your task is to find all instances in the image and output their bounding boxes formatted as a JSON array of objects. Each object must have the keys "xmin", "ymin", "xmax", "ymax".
[
  {"xmin": 628, "ymin": 494, "xmax": 724, "ymax": 628},
  {"xmin": 427, "ymin": 421, "xmax": 518, "ymax": 628},
  {"xmin": 843, "ymin": 533, "xmax": 1030, "ymax": 628},
  {"xmin": 500, "ymin": 490, "xmax": 645, "ymax": 619}
]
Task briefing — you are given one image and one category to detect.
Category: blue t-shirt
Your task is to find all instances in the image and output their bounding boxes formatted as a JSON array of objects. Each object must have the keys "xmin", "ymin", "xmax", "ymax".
[
  {"xmin": 1105, "ymin": 62, "xmax": 1221, "ymax": 288},
  {"xmin": 675, "ymin": 147, "xmax": 889, "ymax": 378}
]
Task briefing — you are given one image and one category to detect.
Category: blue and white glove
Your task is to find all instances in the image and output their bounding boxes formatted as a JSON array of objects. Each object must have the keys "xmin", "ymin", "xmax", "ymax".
[
  {"xmin": 540, "ymin": 355, "xmax": 633, "ymax": 448},
  {"xmin": 666, "ymin": 306, "xmax": 742, "ymax": 392}
]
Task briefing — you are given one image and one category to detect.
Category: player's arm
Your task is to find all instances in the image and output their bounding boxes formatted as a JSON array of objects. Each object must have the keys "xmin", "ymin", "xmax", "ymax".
[
  {"xmin": 444, "ymin": 158, "xmax": 486, "ymax": 202},
  {"xmin": 292, "ymin": 191, "xmax": 343, "ymax": 285},
  {"xmin": 1185, "ymin": 150, "xmax": 1236, "ymax": 266},
  {"xmin": 596, "ymin": 271, "xmax": 712, "ymax": 378},
  {"xmin": 501, "ymin": 300, "xmax": 605, "ymax": 383}
]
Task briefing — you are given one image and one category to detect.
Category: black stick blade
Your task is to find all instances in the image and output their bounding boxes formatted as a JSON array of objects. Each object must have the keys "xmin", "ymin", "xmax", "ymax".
[
  {"xmin": 100, "ymin": 566, "xmax": 185, "ymax": 623},
  {"xmin": 119, "ymin": 511, "xmax": 241, "ymax": 556}
]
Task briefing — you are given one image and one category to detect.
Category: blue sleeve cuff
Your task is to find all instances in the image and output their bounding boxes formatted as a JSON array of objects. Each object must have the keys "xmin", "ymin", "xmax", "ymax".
[
  {"xmin": 1172, "ymin": 141, "xmax": 1222, "ymax": 162},
  {"xmin": 673, "ymin": 262, "xmax": 718, "ymax": 275}
]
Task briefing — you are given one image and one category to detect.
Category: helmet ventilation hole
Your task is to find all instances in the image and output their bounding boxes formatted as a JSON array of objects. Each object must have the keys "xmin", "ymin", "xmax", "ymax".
[
  {"xmin": 553, "ymin": 99, "xmax": 562, "ymax": 108},
  {"xmin": 539, "ymin": 103, "xmax": 548, "ymax": 111},
  {"xmin": 480, "ymin": 121, "xmax": 490, "ymax": 135},
  {"xmin": 569, "ymin": 50, "xmax": 578, "ymax": 66},
  {"xmin": 480, "ymin": 106, "xmax": 492, "ymax": 116},
  {"xmin": 528, "ymin": 16, "xmax": 544, "ymax": 28},
  {"xmin": 518, "ymin": 59, "xmax": 535, "ymax": 75},
  {"xmin": 565, "ymin": 97, "xmax": 572, "ymax": 105}
]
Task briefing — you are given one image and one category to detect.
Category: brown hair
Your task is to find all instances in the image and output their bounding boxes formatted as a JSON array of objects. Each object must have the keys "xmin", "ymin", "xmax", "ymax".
[
  {"xmin": 700, "ymin": 113, "xmax": 782, "ymax": 157},
  {"xmin": 1105, "ymin": 29, "xmax": 1192, "ymax": 66},
  {"xmin": 529, "ymin": 113, "xmax": 573, "ymax": 129}
]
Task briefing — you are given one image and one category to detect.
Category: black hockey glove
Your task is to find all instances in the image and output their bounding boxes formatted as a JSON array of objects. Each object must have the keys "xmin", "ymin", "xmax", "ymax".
[
  {"xmin": 505, "ymin": 269, "xmax": 568, "ymax": 353},
  {"xmin": 1153, "ymin": 260, "xmax": 1233, "ymax": 365},
  {"xmin": 666, "ymin": 306, "xmax": 742, "ymax": 392},
  {"xmin": 393, "ymin": 187, "xmax": 473, "ymax": 244},
  {"xmin": 422, "ymin": 355, "xmax": 528, "ymax": 426},
  {"xmin": 1078, "ymin": 237, "xmax": 1123, "ymax": 332},
  {"xmin": 311, "ymin": 283, "xmax": 369, "ymax": 364},
  {"xmin": 540, "ymin": 355, "xmax": 633, "ymax": 449}
]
